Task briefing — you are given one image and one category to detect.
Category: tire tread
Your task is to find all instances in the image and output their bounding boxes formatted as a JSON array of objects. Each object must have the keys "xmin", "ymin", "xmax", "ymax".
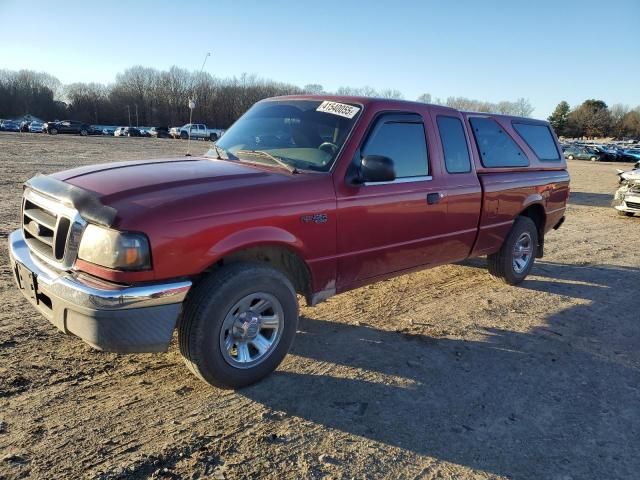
[{"xmin": 178, "ymin": 263, "xmax": 297, "ymax": 388}]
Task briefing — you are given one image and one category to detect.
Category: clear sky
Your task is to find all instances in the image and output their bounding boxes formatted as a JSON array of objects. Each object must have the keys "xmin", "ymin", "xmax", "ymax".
[{"xmin": 1, "ymin": 0, "xmax": 638, "ymax": 118}]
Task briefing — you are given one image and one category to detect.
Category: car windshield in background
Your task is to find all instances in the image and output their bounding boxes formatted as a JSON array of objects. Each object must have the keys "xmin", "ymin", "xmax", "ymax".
[{"xmin": 205, "ymin": 99, "xmax": 362, "ymax": 172}]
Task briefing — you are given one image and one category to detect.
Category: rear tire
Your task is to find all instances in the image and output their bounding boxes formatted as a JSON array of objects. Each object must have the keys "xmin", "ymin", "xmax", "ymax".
[
  {"xmin": 180, "ymin": 131, "xmax": 188, "ymax": 140},
  {"xmin": 209, "ymin": 133, "xmax": 218, "ymax": 141},
  {"xmin": 50, "ymin": 128, "xmax": 58, "ymax": 135},
  {"xmin": 487, "ymin": 216, "xmax": 538, "ymax": 285},
  {"xmin": 179, "ymin": 263, "xmax": 299, "ymax": 389},
  {"xmin": 590, "ymin": 156, "xmax": 597, "ymax": 162},
  {"xmin": 567, "ymin": 154, "xmax": 574, "ymax": 160},
  {"xmin": 80, "ymin": 129, "xmax": 88, "ymax": 136}
]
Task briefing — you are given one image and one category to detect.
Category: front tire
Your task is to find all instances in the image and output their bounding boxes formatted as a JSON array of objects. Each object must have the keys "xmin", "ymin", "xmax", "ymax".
[
  {"xmin": 49, "ymin": 128, "xmax": 58, "ymax": 135},
  {"xmin": 487, "ymin": 216, "xmax": 538, "ymax": 285},
  {"xmin": 180, "ymin": 131, "xmax": 188, "ymax": 140},
  {"xmin": 209, "ymin": 133, "xmax": 218, "ymax": 141},
  {"xmin": 590, "ymin": 156, "xmax": 597, "ymax": 162},
  {"xmin": 567, "ymin": 154, "xmax": 574, "ymax": 160},
  {"xmin": 80, "ymin": 129, "xmax": 88, "ymax": 136},
  {"xmin": 179, "ymin": 263, "xmax": 299, "ymax": 389},
  {"xmin": 618, "ymin": 211, "xmax": 634, "ymax": 217}
]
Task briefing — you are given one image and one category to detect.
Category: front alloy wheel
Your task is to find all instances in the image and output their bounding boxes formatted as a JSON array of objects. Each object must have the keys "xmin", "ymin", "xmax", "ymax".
[
  {"xmin": 219, "ymin": 292, "xmax": 284, "ymax": 368},
  {"xmin": 179, "ymin": 263, "xmax": 299, "ymax": 388}
]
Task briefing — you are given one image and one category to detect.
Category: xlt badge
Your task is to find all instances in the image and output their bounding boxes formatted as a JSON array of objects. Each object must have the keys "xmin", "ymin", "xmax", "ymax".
[{"xmin": 301, "ymin": 213, "xmax": 328, "ymax": 224}]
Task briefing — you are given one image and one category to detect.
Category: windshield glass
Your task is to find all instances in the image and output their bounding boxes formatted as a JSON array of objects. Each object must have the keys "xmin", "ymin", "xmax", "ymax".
[{"xmin": 205, "ymin": 99, "xmax": 362, "ymax": 172}]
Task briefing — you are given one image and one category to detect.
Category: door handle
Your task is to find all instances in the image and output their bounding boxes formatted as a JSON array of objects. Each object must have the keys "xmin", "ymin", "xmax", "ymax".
[{"xmin": 426, "ymin": 193, "xmax": 442, "ymax": 205}]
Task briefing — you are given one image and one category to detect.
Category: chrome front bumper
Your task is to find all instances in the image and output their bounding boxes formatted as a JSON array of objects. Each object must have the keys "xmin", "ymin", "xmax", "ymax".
[{"xmin": 8, "ymin": 229, "xmax": 192, "ymax": 353}]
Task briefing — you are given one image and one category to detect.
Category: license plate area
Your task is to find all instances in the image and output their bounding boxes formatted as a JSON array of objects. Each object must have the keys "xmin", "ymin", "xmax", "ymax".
[{"xmin": 15, "ymin": 261, "xmax": 39, "ymax": 304}]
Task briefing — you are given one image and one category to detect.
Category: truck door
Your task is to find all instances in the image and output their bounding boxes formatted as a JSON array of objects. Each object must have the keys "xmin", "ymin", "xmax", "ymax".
[
  {"xmin": 428, "ymin": 106, "xmax": 482, "ymax": 261},
  {"xmin": 335, "ymin": 112, "xmax": 453, "ymax": 289}
]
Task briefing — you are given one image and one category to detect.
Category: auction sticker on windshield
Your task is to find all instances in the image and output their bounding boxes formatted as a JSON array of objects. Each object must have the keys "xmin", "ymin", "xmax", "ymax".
[{"xmin": 316, "ymin": 101, "xmax": 360, "ymax": 119}]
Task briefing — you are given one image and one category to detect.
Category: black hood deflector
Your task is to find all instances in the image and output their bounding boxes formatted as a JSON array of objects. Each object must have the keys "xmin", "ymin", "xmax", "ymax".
[{"xmin": 25, "ymin": 175, "xmax": 117, "ymax": 227}]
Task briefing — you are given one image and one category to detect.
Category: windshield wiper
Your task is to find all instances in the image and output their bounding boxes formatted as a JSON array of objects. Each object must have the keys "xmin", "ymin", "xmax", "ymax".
[
  {"xmin": 209, "ymin": 143, "xmax": 236, "ymax": 160},
  {"xmin": 235, "ymin": 150, "xmax": 298, "ymax": 174}
]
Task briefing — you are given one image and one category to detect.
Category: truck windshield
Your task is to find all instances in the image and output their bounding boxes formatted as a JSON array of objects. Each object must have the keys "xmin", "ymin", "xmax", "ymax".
[{"xmin": 205, "ymin": 99, "xmax": 362, "ymax": 172}]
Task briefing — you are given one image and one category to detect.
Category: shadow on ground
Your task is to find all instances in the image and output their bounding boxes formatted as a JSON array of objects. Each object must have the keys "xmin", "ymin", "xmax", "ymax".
[
  {"xmin": 242, "ymin": 261, "xmax": 640, "ymax": 479},
  {"xmin": 568, "ymin": 191, "xmax": 613, "ymax": 208}
]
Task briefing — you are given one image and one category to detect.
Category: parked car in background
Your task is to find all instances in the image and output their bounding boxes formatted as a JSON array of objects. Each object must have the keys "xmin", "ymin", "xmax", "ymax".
[
  {"xmin": 20, "ymin": 121, "xmax": 32, "ymax": 132},
  {"xmin": 149, "ymin": 126, "xmax": 171, "ymax": 138},
  {"xmin": 28, "ymin": 121, "xmax": 44, "ymax": 133},
  {"xmin": 620, "ymin": 148, "xmax": 640, "ymax": 162},
  {"xmin": 88, "ymin": 126, "xmax": 104, "ymax": 136},
  {"xmin": 114, "ymin": 127, "xmax": 127, "ymax": 137},
  {"xmin": 613, "ymin": 167, "xmax": 640, "ymax": 217},
  {"xmin": 101, "ymin": 126, "xmax": 116, "ymax": 136},
  {"xmin": 125, "ymin": 127, "xmax": 142, "ymax": 137},
  {"xmin": 170, "ymin": 123, "xmax": 224, "ymax": 141},
  {"xmin": 563, "ymin": 145, "xmax": 605, "ymax": 161},
  {"xmin": 1, "ymin": 120, "xmax": 21, "ymax": 132},
  {"xmin": 590, "ymin": 145, "xmax": 619, "ymax": 161},
  {"xmin": 43, "ymin": 120, "xmax": 92, "ymax": 136}
]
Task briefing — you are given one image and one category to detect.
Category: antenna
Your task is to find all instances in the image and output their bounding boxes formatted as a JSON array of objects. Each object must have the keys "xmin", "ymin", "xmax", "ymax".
[{"xmin": 186, "ymin": 52, "xmax": 211, "ymax": 157}]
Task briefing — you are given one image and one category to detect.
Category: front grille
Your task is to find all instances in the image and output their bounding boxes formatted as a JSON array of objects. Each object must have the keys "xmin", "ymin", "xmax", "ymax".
[
  {"xmin": 22, "ymin": 189, "xmax": 84, "ymax": 270},
  {"xmin": 625, "ymin": 201, "xmax": 640, "ymax": 210}
]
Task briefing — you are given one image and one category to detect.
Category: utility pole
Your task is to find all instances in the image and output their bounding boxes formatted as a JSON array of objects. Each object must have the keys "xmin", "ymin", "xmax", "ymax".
[
  {"xmin": 186, "ymin": 52, "xmax": 211, "ymax": 157},
  {"xmin": 126, "ymin": 105, "xmax": 131, "ymax": 127},
  {"xmin": 135, "ymin": 104, "xmax": 139, "ymax": 127}
]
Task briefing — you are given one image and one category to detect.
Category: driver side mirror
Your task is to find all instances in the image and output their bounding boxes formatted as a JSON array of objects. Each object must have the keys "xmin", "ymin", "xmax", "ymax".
[{"xmin": 359, "ymin": 155, "xmax": 396, "ymax": 183}]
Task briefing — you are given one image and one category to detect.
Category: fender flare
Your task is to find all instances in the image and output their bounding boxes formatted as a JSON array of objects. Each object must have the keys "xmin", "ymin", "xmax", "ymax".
[
  {"xmin": 520, "ymin": 193, "xmax": 544, "ymax": 211},
  {"xmin": 207, "ymin": 226, "xmax": 304, "ymax": 260}
]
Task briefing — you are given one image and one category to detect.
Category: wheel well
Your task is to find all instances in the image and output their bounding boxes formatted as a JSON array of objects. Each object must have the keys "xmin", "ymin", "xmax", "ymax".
[
  {"xmin": 212, "ymin": 246, "xmax": 312, "ymax": 303},
  {"xmin": 519, "ymin": 204, "xmax": 546, "ymax": 257}
]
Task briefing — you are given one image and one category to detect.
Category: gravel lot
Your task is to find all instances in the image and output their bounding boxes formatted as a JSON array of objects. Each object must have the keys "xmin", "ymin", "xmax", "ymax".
[{"xmin": 0, "ymin": 132, "xmax": 639, "ymax": 480}]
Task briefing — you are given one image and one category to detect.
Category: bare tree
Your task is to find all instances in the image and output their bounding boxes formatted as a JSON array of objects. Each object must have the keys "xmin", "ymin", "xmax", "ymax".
[{"xmin": 303, "ymin": 84, "xmax": 324, "ymax": 95}]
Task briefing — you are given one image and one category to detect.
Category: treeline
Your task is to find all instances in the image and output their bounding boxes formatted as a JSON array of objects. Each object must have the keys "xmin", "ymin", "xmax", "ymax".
[
  {"xmin": 548, "ymin": 100, "xmax": 640, "ymax": 138},
  {"xmin": 415, "ymin": 93, "xmax": 535, "ymax": 117},
  {"xmin": 0, "ymin": 68, "xmax": 304, "ymax": 128},
  {"xmin": 0, "ymin": 70, "xmax": 66, "ymax": 120},
  {"xmin": 3, "ymin": 66, "xmax": 542, "ymax": 128}
]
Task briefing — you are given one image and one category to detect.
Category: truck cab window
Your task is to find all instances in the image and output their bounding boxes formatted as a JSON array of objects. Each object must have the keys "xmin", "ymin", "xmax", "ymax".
[
  {"xmin": 437, "ymin": 116, "xmax": 471, "ymax": 173},
  {"xmin": 363, "ymin": 120, "xmax": 429, "ymax": 178}
]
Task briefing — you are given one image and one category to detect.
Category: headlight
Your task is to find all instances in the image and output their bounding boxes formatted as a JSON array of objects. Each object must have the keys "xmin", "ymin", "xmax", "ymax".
[{"xmin": 78, "ymin": 224, "xmax": 151, "ymax": 270}]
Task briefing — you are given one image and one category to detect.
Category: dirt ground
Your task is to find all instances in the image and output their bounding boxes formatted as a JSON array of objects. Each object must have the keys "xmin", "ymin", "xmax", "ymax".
[{"xmin": 0, "ymin": 132, "xmax": 638, "ymax": 480}]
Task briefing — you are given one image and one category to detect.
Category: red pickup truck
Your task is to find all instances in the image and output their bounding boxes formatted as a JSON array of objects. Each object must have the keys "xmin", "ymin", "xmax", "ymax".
[{"xmin": 9, "ymin": 96, "xmax": 569, "ymax": 388}]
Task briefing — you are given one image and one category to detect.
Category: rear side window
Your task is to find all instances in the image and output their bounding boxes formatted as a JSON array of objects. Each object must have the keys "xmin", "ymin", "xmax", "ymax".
[
  {"xmin": 469, "ymin": 117, "xmax": 528, "ymax": 167},
  {"xmin": 437, "ymin": 116, "xmax": 471, "ymax": 173},
  {"xmin": 513, "ymin": 123, "xmax": 561, "ymax": 161},
  {"xmin": 363, "ymin": 120, "xmax": 429, "ymax": 178}
]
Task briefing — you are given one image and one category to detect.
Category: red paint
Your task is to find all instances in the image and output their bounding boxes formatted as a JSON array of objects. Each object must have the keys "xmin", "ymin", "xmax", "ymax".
[{"xmin": 57, "ymin": 96, "xmax": 569, "ymax": 295}]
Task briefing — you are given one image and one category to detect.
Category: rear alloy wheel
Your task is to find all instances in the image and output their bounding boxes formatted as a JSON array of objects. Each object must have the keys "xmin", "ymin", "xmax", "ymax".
[
  {"xmin": 488, "ymin": 216, "xmax": 538, "ymax": 285},
  {"xmin": 179, "ymin": 263, "xmax": 299, "ymax": 388},
  {"xmin": 80, "ymin": 129, "xmax": 88, "ymax": 136},
  {"xmin": 590, "ymin": 156, "xmax": 597, "ymax": 162},
  {"xmin": 50, "ymin": 128, "xmax": 58, "ymax": 135},
  {"xmin": 567, "ymin": 154, "xmax": 574, "ymax": 160}
]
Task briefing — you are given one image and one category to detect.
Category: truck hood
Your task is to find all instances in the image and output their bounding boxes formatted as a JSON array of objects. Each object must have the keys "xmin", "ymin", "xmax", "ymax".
[{"xmin": 50, "ymin": 157, "xmax": 298, "ymax": 226}]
